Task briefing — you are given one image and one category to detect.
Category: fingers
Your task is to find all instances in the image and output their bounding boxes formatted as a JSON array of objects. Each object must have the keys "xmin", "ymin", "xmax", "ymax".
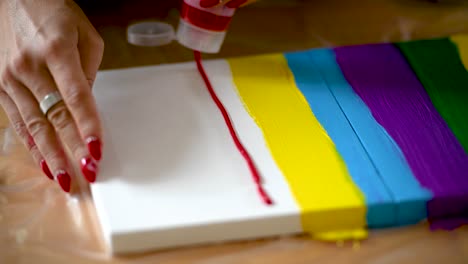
[
  {"xmin": 0, "ymin": 90, "xmax": 41, "ymax": 163},
  {"xmin": 0, "ymin": 70, "xmax": 71, "ymax": 192},
  {"xmin": 45, "ymin": 43, "xmax": 103, "ymax": 162},
  {"xmin": 0, "ymin": 90, "xmax": 54, "ymax": 180},
  {"xmin": 9, "ymin": 54, "xmax": 99, "ymax": 184}
]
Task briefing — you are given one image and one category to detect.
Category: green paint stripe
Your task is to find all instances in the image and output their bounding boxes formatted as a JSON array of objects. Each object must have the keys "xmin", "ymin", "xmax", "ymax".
[{"xmin": 397, "ymin": 38, "xmax": 468, "ymax": 154}]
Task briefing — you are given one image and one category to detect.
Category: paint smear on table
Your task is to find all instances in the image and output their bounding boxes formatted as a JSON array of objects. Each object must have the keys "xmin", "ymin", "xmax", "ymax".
[{"xmin": 228, "ymin": 54, "xmax": 366, "ymax": 240}]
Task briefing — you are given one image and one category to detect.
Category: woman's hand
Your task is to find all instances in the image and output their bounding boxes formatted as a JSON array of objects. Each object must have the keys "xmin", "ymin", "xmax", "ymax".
[
  {"xmin": 200, "ymin": 0, "xmax": 256, "ymax": 8},
  {"xmin": 0, "ymin": 0, "xmax": 104, "ymax": 192}
]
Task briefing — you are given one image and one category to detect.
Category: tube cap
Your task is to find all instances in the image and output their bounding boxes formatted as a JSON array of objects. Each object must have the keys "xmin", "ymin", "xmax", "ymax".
[{"xmin": 127, "ymin": 22, "xmax": 175, "ymax": 47}]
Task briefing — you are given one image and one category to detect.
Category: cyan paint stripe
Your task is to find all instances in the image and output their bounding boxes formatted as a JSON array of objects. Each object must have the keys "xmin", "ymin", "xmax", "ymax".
[
  {"xmin": 285, "ymin": 51, "xmax": 396, "ymax": 228},
  {"xmin": 311, "ymin": 48, "xmax": 431, "ymax": 225}
]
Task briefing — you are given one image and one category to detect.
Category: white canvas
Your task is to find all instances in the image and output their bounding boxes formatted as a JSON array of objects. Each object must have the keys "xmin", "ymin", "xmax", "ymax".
[{"xmin": 91, "ymin": 59, "xmax": 302, "ymax": 254}]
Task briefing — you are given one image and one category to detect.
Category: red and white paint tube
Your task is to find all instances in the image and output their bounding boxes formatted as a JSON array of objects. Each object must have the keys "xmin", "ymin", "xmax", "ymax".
[{"xmin": 176, "ymin": 0, "xmax": 237, "ymax": 53}]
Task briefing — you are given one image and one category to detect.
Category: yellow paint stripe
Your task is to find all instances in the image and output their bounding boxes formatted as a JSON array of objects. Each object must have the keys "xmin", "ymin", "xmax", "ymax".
[
  {"xmin": 451, "ymin": 34, "xmax": 468, "ymax": 71},
  {"xmin": 227, "ymin": 54, "xmax": 366, "ymax": 240}
]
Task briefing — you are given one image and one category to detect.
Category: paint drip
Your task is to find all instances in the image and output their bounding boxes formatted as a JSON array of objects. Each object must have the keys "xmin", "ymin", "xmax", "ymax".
[{"xmin": 194, "ymin": 51, "xmax": 272, "ymax": 205}]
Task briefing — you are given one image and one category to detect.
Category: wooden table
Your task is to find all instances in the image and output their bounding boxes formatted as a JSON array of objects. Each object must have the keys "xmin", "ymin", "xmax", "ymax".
[{"xmin": 1, "ymin": 0, "xmax": 468, "ymax": 263}]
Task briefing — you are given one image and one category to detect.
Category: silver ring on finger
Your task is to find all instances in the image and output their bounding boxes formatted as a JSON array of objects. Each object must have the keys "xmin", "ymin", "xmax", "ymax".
[{"xmin": 39, "ymin": 91, "xmax": 63, "ymax": 116}]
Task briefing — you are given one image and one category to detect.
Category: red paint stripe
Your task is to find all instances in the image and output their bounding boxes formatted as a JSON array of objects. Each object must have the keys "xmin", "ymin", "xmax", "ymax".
[
  {"xmin": 194, "ymin": 51, "xmax": 273, "ymax": 205},
  {"xmin": 181, "ymin": 3, "xmax": 232, "ymax": 32}
]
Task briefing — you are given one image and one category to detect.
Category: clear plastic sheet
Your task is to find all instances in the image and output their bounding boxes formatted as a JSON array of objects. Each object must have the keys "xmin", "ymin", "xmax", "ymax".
[{"xmin": 1, "ymin": 0, "xmax": 468, "ymax": 263}]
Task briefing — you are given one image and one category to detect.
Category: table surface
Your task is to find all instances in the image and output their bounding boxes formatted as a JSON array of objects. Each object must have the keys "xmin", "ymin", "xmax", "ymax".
[{"xmin": 1, "ymin": 0, "xmax": 468, "ymax": 263}]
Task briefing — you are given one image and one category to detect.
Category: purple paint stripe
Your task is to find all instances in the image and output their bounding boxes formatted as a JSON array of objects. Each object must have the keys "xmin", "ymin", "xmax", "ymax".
[{"xmin": 334, "ymin": 44, "xmax": 468, "ymax": 224}]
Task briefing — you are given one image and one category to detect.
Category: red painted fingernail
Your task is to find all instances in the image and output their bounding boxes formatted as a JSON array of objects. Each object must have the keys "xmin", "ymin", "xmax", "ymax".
[
  {"xmin": 200, "ymin": 0, "xmax": 220, "ymax": 8},
  {"xmin": 40, "ymin": 160, "xmax": 53, "ymax": 180},
  {"xmin": 57, "ymin": 171, "xmax": 71, "ymax": 193},
  {"xmin": 225, "ymin": 0, "xmax": 247, "ymax": 8},
  {"xmin": 81, "ymin": 156, "xmax": 98, "ymax": 183},
  {"xmin": 87, "ymin": 137, "xmax": 102, "ymax": 161}
]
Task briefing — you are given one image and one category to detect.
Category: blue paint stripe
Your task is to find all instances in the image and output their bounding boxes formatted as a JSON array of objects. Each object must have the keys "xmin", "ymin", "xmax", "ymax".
[
  {"xmin": 309, "ymin": 48, "xmax": 431, "ymax": 225},
  {"xmin": 285, "ymin": 51, "xmax": 396, "ymax": 228}
]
